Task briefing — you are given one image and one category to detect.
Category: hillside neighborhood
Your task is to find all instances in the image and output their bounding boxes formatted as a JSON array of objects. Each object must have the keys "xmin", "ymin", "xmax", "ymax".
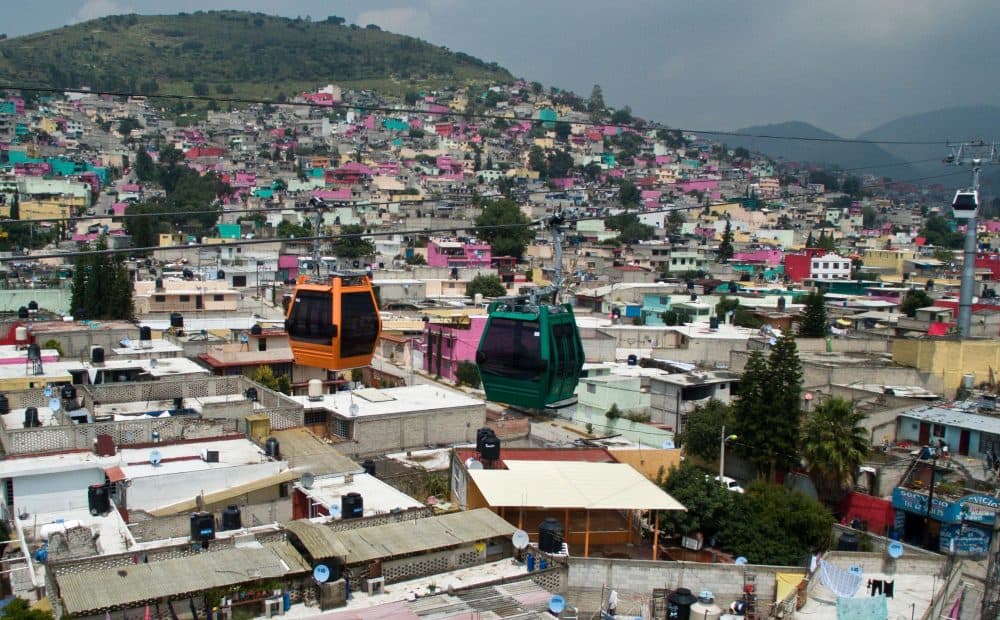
[{"xmin": 0, "ymin": 35, "xmax": 999, "ymax": 620}]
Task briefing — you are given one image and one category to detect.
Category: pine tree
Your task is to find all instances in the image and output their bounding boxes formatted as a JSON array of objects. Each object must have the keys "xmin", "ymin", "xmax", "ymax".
[
  {"xmin": 805, "ymin": 231, "xmax": 814, "ymax": 247},
  {"xmin": 717, "ymin": 218, "xmax": 734, "ymax": 262},
  {"xmin": 798, "ymin": 290, "xmax": 828, "ymax": 337},
  {"xmin": 71, "ymin": 236, "xmax": 134, "ymax": 320},
  {"xmin": 765, "ymin": 333, "xmax": 803, "ymax": 479}
]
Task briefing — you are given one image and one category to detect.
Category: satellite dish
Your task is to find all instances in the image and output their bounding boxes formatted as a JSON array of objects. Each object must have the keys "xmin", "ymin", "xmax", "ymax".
[
  {"xmin": 349, "ymin": 403, "xmax": 360, "ymax": 416},
  {"xmin": 120, "ymin": 337, "xmax": 131, "ymax": 347},
  {"xmin": 301, "ymin": 472, "xmax": 315, "ymax": 489},
  {"xmin": 768, "ymin": 337, "xmax": 777, "ymax": 346},
  {"xmin": 149, "ymin": 450, "xmax": 162, "ymax": 466},
  {"xmin": 43, "ymin": 386, "xmax": 53, "ymax": 398},
  {"xmin": 888, "ymin": 541, "xmax": 904, "ymax": 559},
  {"xmin": 467, "ymin": 459, "xmax": 484, "ymax": 470},
  {"xmin": 548, "ymin": 595, "xmax": 566, "ymax": 614},
  {"xmin": 735, "ymin": 556, "xmax": 748, "ymax": 565},
  {"xmin": 662, "ymin": 439, "xmax": 675, "ymax": 449},
  {"xmin": 512, "ymin": 530, "xmax": 529, "ymax": 550},
  {"xmin": 150, "ymin": 359, "xmax": 158, "ymax": 368},
  {"xmin": 313, "ymin": 564, "xmax": 330, "ymax": 583},
  {"xmin": 48, "ymin": 398, "xmax": 61, "ymax": 412}
]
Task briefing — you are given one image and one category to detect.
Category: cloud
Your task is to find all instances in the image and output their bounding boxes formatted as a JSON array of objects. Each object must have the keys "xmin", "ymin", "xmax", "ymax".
[
  {"xmin": 73, "ymin": 0, "xmax": 134, "ymax": 23},
  {"xmin": 355, "ymin": 7, "xmax": 433, "ymax": 39}
]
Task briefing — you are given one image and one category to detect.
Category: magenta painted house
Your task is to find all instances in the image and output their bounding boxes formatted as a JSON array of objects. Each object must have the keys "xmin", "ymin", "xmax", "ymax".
[
  {"xmin": 674, "ymin": 179, "xmax": 720, "ymax": 193},
  {"xmin": 733, "ymin": 248, "xmax": 784, "ymax": 266},
  {"xmin": 426, "ymin": 238, "xmax": 492, "ymax": 268},
  {"xmin": 420, "ymin": 316, "xmax": 487, "ymax": 381}
]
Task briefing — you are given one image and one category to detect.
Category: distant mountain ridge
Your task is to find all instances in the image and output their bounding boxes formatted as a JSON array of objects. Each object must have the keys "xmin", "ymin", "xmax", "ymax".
[
  {"xmin": 0, "ymin": 11, "xmax": 512, "ymax": 98},
  {"xmin": 706, "ymin": 121, "xmax": 919, "ymax": 180}
]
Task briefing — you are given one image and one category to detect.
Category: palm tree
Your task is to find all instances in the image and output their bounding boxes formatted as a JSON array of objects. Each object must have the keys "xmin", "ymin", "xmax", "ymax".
[{"xmin": 801, "ymin": 397, "xmax": 869, "ymax": 504}]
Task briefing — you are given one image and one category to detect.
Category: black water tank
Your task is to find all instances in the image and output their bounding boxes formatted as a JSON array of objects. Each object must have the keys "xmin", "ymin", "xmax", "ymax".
[
  {"xmin": 182, "ymin": 267, "xmax": 194, "ymax": 279},
  {"xmin": 538, "ymin": 518, "xmax": 564, "ymax": 553},
  {"xmin": 265, "ymin": 437, "xmax": 280, "ymax": 459},
  {"xmin": 837, "ymin": 532, "xmax": 859, "ymax": 551},
  {"xmin": 139, "ymin": 326, "xmax": 152, "ymax": 341},
  {"xmin": 27, "ymin": 301, "xmax": 38, "ymax": 312},
  {"xmin": 245, "ymin": 387, "xmax": 258, "ymax": 402},
  {"xmin": 667, "ymin": 588, "xmax": 697, "ymax": 620},
  {"xmin": 88, "ymin": 484, "xmax": 111, "ymax": 516},
  {"xmin": 90, "ymin": 347, "xmax": 105, "ymax": 364},
  {"xmin": 17, "ymin": 306, "xmax": 28, "ymax": 319},
  {"xmin": 169, "ymin": 313, "xmax": 184, "ymax": 328},
  {"xmin": 155, "ymin": 277, "xmax": 163, "ymax": 290},
  {"xmin": 61, "ymin": 384, "xmax": 77, "ymax": 402},
  {"xmin": 341, "ymin": 492, "xmax": 364, "ymax": 519},
  {"xmin": 250, "ymin": 324, "xmax": 263, "ymax": 335},
  {"xmin": 777, "ymin": 296, "xmax": 786, "ymax": 311},
  {"xmin": 480, "ymin": 436, "xmax": 501, "ymax": 461},
  {"xmin": 221, "ymin": 505, "xmax": 242, "ymax": 531},
  {"xmin": 362, "ymin": 459, "xmax": 376, "ymax": 476},
  {"xmin": 27, "ymin": 344, "xmax": 41, "ymax": 361},
  {"xmin": 627, "ymin": 354, "xmax": 638, "ymax": 366},
  {"xmin": 0, "ymin": 394, "xmax": 8, "ymax": 415},
  {"xmin": 217, "ymin": 270, "xmax": 226, "ymax": 280},
  {"xmin": 476, "ymin": 427, "xmax": 495, "ymax": 453},
  {"xmin": 258, "ymin": 338, "xmax": 267, "ymax": 352},
  {"xmin": 190, "ymin": 512, "xmax": 216, "ymax": 542},
  {"xmin": 23, "ymin": 407, "xmax": 40, "ymax": 428},
  {"xmin": 709, "ymin": 316, "xmax": 720, "ymax": 330}
]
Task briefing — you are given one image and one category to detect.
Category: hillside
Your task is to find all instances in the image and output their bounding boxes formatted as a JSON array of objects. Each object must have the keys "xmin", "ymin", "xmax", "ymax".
[
  {"xmin": 857, "ymin": 106, "xmax": 1000, "ymax": 189},
  {"xmin": 706, "ymin": 121, "xmax": 918, "ymax": 180},
  {"xmin": 0, "ymin": 11, "xmax": 512, "ymax": 99}
]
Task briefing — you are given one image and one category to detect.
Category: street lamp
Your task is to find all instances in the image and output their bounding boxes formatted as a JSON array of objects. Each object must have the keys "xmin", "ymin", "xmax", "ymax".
[{"xmin": 719, "ymin": 424, "xmax": 738, "ymax": 487}]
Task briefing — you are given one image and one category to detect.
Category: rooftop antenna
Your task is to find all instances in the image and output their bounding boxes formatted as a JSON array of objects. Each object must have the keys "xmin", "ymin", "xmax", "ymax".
[{"xmin": 943, "ymin": 141, "xmax": 999, "ymax": 337}]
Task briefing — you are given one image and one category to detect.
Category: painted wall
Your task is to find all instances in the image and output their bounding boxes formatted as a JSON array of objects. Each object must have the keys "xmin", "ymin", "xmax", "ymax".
[{"xmin": 7, "ymin": 467, "xmax": 106, "ymax": 514}]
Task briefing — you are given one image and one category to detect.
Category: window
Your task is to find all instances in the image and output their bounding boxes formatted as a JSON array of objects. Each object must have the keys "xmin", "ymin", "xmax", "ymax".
[
  {"xmin": 304, "ymin": 409, "xmax": 326, "ymax": 425},
  {"xmin": 331, "ymin": 418, "xmax": 351, "ymax": 438},
  {"xmin": 477, "ymin": 318, "xmax": 543, "ymax": 381},
  {"xmin": 587, "ymin": 383, "xmax": 597, "ymax": 394},
  {"xmin": 179, "ymin": 295, "xmax": 190, "ymax": 302},
  {"xmin": 213, "ymin": 294, "xmax": 224, "ymax": 302},
  {"xmin": 340, "ymin": 292, "xmax": 380, "ymax": 358},
  {"xmin": 154, "ymin": 295, "xmax": 165, "ymax": 302},
  {"xmin": 932, "ymin": 424, "xmax": 946, "ymax": 438}
]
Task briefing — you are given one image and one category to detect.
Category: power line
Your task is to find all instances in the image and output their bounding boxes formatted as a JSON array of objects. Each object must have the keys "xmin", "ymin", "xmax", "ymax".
[{"xmin": 0, "ymin": 83, "xmax": 968, "ymax": 147}]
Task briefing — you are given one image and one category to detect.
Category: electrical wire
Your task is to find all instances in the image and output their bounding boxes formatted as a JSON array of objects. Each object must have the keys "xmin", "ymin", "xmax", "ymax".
[{"xmin": 0, "ymin": 83, "xmax": 970, "ymax": 146}]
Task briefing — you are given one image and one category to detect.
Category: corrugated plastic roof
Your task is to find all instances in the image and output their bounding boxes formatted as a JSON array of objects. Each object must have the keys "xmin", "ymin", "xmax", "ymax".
[
  {"xmin": 468, "ymin": 461, "xmax": 686, "ymax": 511},
  {"xmin": 284, "ymin": 508, "xmax": 515, "ymax": 565},
  {"xmin": 57, "ymin": 542, "xmax": 309, "ymax": 615}
]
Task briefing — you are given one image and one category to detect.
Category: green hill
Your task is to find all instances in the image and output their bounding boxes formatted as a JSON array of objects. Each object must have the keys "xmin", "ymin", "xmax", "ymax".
[
  {"xmin": 0, "ymin": 11, "xmax": 513, "ymax": 99},
  {"xmin": 705, "ymin": 121, "xmax": 919, "ymax": 180}
]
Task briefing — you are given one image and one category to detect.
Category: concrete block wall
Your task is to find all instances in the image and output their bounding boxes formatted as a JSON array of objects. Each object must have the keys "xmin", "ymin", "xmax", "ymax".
[
  {"xmin": 567, "ymin": 557, "xmax": 788, "ymax": 610},
  {"xmin": 345, "ymin": 404, "xmax": 484, "ymax": 457}
]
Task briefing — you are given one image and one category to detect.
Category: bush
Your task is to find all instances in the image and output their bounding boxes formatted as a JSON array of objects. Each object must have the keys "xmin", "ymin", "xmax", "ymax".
[
  {"xmin": 605, "ymin": 404, "xmax": 621, "ymax": 420},
  {"xmin": 455, "ymin": 361, "xmax": 481, "ymax": 388}
]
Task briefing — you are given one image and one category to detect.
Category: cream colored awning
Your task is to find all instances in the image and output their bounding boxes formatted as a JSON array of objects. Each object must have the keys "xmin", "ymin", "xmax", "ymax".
[{"xmin": 468, "ymin": 460, "xmax": 686, "ymax": 511}]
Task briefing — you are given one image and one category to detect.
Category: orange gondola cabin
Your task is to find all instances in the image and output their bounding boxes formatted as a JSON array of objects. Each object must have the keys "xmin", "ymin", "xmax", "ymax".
[{"xmin": 284, "ymin": 274, "xmax": 382, "ymax": 370}]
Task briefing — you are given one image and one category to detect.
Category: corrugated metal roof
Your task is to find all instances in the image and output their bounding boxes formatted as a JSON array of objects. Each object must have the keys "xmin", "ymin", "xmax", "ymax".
[
  {"xmin": 147, "ymin": 469, "xmax": 302, "ymax": 517},
  {"xmin": 57, "ymin": 542, "xmax": 310, "ymax": 615},
  {"xmin": 285, "ymin": 508, "xmax": 515, "ymax": 564}
]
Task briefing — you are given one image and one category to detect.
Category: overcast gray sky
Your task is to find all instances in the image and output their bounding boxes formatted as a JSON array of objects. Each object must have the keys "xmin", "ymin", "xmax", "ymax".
[{"xmin": 4, "ymin": 0, "xmax": 997, "ymax": 137}]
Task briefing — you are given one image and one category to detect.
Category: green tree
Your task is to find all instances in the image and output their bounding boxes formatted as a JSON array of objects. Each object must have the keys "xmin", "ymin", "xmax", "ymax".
[
  {"xmin": 0, "ymin": 598, "xmax": 54, "ymax": 620},
  {"xmin": 901, "ymin": 288, "xmax": 933, "ymax": 318},
  {"xmin": 861, "ymin": 205, "xmax": 878, "ymax": 228},
  {"xmin": 277, "ymin": 220, "xmax": 312, "ymax": 239},
  {"xmin": 716, "ymin": 482, "xmax": 833, "ymax": 565},
  {"xmin": 605, "ymin": 212, "xmax": 655, "ymax": 244},
  {"xmin": 617, "ymin": 180, "xmax": 641, "ymax": 206},
  {"xmin": 70, "ymin": 236, "xmax": 134, "ymax": 321},
  {"xmin": 798, "ymin": 290, "xmax": 828, "ymax": 337},
  {"xmin": 605, "ymin": 403, "xmax": 622, "ymax": 420},
  {"xmin": 679, "ymin": 399, "xmax": 731, "ymax": 461},
  {"xmin": 404, "ymin": 253, "xmax": 426, "ymax": 266},
  {"xmin": 717, "ymin": 218, "xmax": 734, "ymax": 262},
  {"xmin": 667, "ymin": 210, "xmax": 685, "ymax": 234},
  {"xmin": 587, "ymin": 84, "xmax": 605, "ymax": 116},
  {"xmin": 252, "ymin": 365, "xmax": 281, "ymax": 391},
  {"xmin": 134, "ymin": 147, "xmax": 156, "ymax": 183},
  {"xmin": 331, "ymin": 224, "xmax": 375, "ymax": 258},
  {"xmin": 659, "ymin": 461, "xmax": 736, "ymax": 537},
  {"xmin": 466, "ymin": 274, "xmax": 506, "ymax": 298},
  {"xmin": 455, "ymin": 361, "xmax": 481, "ymax": 388},
  {"xmin": 474, "ymin": 199, "xmax": 533, "ymax": 259},
  {"xmin": 920, "ymin": 214, "xmax": 964, "ymax": 249},
  {"xmin": 801, "ymin": 397, "xmax": 869, "ymax": 504}
]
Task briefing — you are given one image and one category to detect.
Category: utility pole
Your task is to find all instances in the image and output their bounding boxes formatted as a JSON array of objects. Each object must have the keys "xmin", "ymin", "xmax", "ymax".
[{"xmin": 943, "ymin": 141, "xmax": 999, "ymax": 337}]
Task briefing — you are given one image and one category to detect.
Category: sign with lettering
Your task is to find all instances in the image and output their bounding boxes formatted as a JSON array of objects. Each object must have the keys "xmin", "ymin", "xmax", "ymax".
[
  {"xmin": 892, "ymin": 489, "xmax": 997, "ymax": 525},
  {"xmin": 940, "ymin": 523, "xmax": 991, "ymax": 555}
]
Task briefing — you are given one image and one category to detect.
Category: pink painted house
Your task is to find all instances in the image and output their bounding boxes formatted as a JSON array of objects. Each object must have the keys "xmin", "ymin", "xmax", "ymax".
[
  {"xmin": 426, "ymin": 238, "xmax": 492, "ymax": 268},
  {"xmin": 420, "ymin": 316, "xmax": 487, "ymax": 382},
  {"xmin": 733, "ymin": 248, "xmax": 784, "ymax": 266}
]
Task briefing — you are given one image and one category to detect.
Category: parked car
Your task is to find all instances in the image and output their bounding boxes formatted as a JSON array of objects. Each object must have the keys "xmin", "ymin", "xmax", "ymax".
[{"xmin": 714, "ymin": 475, "xmax": 745, "ymax": 493}]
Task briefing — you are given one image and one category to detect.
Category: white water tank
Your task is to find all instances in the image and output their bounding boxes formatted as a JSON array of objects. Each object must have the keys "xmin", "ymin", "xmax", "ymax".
[
  {"xmin": 14, "ymin": 326, "xmax": 28, "ymax": 342},
  {"xmin": 962, "ymin": 373, "xmax": 975, "ymax": 389},
  {"xmin": 308, "ymin": 379, "xmax": 323, "ymax": 400},
  {"xmin": 40, "ymin": 520, "xmax": 83, "ymax": 542},
  {"xmin": 690, "ymin": 591, "xmax": 723, "ymax": 620}
]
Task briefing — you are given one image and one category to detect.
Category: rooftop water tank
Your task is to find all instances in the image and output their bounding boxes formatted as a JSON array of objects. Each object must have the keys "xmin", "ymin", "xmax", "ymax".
[
  {"xmin": 23, "ymin": 407, "xmax": 40, "ymax": 428},
  {"xmin": 14, "ymin": 326, "xmax": 28, "ymax": 342},
  {"xmin": 88, "ymin": 484, "xmax": 111, "ymax": 516},
  {"xmin": 308, "ymin": 379, "xmax": 323, "ymax": 400},
  {"xmin": 667, "ymin": 588, "xmax": 697, "ymax": 620},
  {"xmin": 220, "ymin": 505, "xmax": 242, "ymax": 531},
  {"xmin": 189, "ymin": 512, "xmax": 216, "ymax": 542},
  {"xmin": 169, "ymin": 312, "xmax": 184, "ymax": 328},
  {"xmin": 362, "ymin": 459, "xmax": 376, "ymax": 476},
  {"xmin": 90, "ymin": 346, "xmax": 105, "ymax": 364},
  {"xmin": 264, "ymin": 437, "xmax": 280, "ymax": 459},
  {"xmin": 341, "ymin": 492, "xmax": 364, "ymax": 519},
  {"xmin": 139, "ymin": 326, "xmax": 152, "ymax": 342},
  {"xmin": 690, "ymin": 592, "xmax": 723, "ymax": 620},
  {"xmin": 0, "ymin": 394, "xmax": 8, "ymax": 415}
]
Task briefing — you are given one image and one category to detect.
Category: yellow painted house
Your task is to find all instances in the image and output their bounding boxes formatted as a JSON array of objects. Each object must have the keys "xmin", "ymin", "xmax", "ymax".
[
  {"xmin": 893, "ymin": 339, "xmax": 1000, "ymax": 396},
  {"xmin": 862, "ymin": 249, "xmax": 919, "ymax": 276}
]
